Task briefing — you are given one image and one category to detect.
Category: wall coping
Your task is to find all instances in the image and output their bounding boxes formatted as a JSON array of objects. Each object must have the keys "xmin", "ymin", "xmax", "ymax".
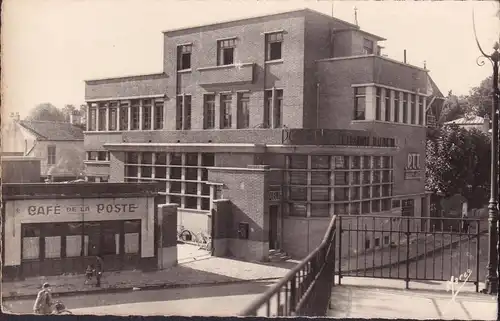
[
  {"xmin": 1, "ymin": 156, "xmax": 42, "ymax": 161},
  {"xmin": 158, "ymin": 203, "xmax": 179, "ymax": 209},
  {"xmin": 209, "ymin": 166, "xmax": 270, "ymax": 173},
  {"xmin": 316, "ymin": 54, "xmax": 428, "ymax": 73}
]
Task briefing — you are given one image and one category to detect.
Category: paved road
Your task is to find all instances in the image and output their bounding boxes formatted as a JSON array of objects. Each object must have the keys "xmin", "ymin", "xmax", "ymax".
[
  {"xmin": 3, "ymin": 281, "xmax": 276, "ymax": 316},
  {"xmin": 343, "ymin": 234, "xmax": 489, "ymax": 286}
]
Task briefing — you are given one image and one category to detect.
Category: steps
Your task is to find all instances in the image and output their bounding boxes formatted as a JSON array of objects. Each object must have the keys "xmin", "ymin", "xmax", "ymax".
[{"xmin": 269, "ymin": 249, "xmax": 291, "ymax": 262}]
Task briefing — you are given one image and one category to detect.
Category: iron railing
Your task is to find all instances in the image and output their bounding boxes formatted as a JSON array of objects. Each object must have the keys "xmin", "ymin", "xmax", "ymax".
[
  {"xmin": 239, "ymin": 215, "xmax": 338, "ymax": 317},
  {"xmin": 337, "ymin": 215, "xmax": 483, "ymax": 292}
]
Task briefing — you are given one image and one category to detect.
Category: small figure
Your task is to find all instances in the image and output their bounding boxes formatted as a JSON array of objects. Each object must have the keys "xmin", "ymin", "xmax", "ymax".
[
  {"xmin": 95, "ymin": 255, "xmax": 104, "ymax": 288},
  {"xmin": 33, "ymin": 283, "xmax": 53, "ymax": 315},
  {"xmin": 53, "ymin": 302, "xmax": 72, "ymax": 315},
  {"xmin": 85, "ymin": 264, "xmax": 94, "ymax": 285}
]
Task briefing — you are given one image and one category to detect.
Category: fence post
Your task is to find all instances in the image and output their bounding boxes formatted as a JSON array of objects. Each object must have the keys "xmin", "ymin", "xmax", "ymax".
[
  {"xmin": 338, "ymin": 216, "xmax": 342, "ymax": 285},
  {"xmin": 405, "ymin": 217, "xmax": 411, "ymax": 290},
  {"xmin": 476, "ymin": 219, "xmax": 480, "ymax": 293},
  {"xmin": 290, "ymin": 275, "xmax": 297, "ymax": 313}
]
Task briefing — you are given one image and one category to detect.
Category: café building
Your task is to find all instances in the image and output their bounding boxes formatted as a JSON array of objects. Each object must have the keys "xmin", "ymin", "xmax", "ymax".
[{"xmin": 1, "ymin": 182, "xmax": 166, "ymax": 280}]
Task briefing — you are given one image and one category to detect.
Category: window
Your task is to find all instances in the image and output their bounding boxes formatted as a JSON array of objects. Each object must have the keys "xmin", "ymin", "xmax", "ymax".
[
  {"xmin": 274, "ymin": 89, "xmax": 283, "ymax": 128},
  {"xmin": 375, "ymin": 88, "xmax": 381, "ymax": 120},
  {"xmin": 237, "ymin": 92, "xmax": 250, "ymax": 128},
  {"xmin": 418, "ymin": 96, "xmax": 424, "ymax": 125},
  {"xmin": 266, "ymin": 32, "xmax": 283, "ymax": 61},
  {"xmin": 177, "ymin": 44, "xmax": 192, "ymax": 70},
  {"xmin": 220, "ymin": 94, "xmax": 232, "ymax": 129},
  {"xmin": 375, "ymin": 237, "xmax": 380, "ymax": 247},
  {"xmin": 354, "ymin": 87, "xmax": 366, "ymax": 120},
  {"xmin": 176, "ymin": 95, "xmax": 191, "ymax": 130},
  {"xmin": 218, "ymin": 38, "xmax": 236, "ymax": 66},
  {"xmin": 143, "ymin": 99, "xmax": 152, "ymax": 130},
  {"xmin": 264, "ymin": 90, "xmax": 272, "ymax": 128},
  {"xmin": 119, "ymin": 102, "xmax": 129, "ymax": 130},
  {"xmin": 384, "ymin": 235, "xmax": 390, "ymax": 245},
  {"xmin": 131, "ymin": 100, "xmax": 140, "ymax": 130},
  {"xmin": 47, "ymin": 146, "xmax": 56, "ymax": 165},
  {"xmin": 365, "ymin": 239, "xmax": 371, "ymax": 249},
  {"xmin": 154, "ymin": 100, "xmax": 164, "ymax": 130},
  {"xmin": 89, "ymin": 106, "xmax": 97, "ymax": 131},
  {"xmin": 384, "ymin": 89, "xmax": 391, "ymax": 121},
  {"xmin": 407, "ymin": 153, "xmax": 420, "ymax": 170},
  {"xmin": 410, "ymin": 94, "xmax": 416, "ymax": 124},
  {"xmin": 22, "ymin": 225, "xmax": 40, "ymax": 260},
  {"xmin": 402, "ymin": 93, "xmax": 408, "ymax": 123},
  {"xmin": 363, "ymin": 38, "xmax": 374, "ymax": 55},
  {"xmin": 109, "ymin": 102, "xmax": 118, "ymax": 131},
  {"xmin": 393, "ymin": 91, "xmax": 400, "ymax": 122},
  {"xmin": 204, "ymin": 94, "xmax": 216, "ymax": 129},
  {"xmin": 98, "ymin": 106, "xmax": 106, "ymax": 131}
]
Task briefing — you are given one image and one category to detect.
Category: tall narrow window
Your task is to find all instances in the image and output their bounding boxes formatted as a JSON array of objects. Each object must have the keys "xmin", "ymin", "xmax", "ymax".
[
  {"xmin": 130, "ymin": 100, "xmax": 140, "ymax": 130},
  {"xmin": 220, "ymin": 94, "xmax": 232, "ymax": 129},
  {"xmin": 119, "ymin": 101, "xmax": 129, "ymax": 131},
  {"xmin": 274, "ymin": 89, "xmax": 283, "ymax": 128},
  {"xmin": 393, "ymin": 91, "xmax": 400, "ymax": 122},
  {"xmin": 204, "ymin": 94, "xmax": 216, "ymax": 129},
  {"xmin": 237, "ymin": 92, "xmax": 250, "ymax": 129},
  {"xmin": 109, "ymin": 102, "xmax": 117, "ymax": 131},
  {"xmin": 98, "ymin": 104, "xmax": 106, "ymax": 131},
  {"xmin": 402, "ymin": 93, "xmax": 408, "ymax": 124},
  {"xmin": 266, "ymin": 32, "xmax": 283, "ymax": 61},
  {"xmin": 217, "ymin": 38, "xmax": 236, "ymax": 66},
  {"xmin": 264, "ymin": 90, "xmax": 272, "ymax": 128},
  {"xmin": 142, "ymin": 99, "xmax": 152, "ymax": 130},
  {"xmin": 154, "ymin": 100, "xmax": 164, "ymax": 130},
  {"xmin": 177, "ymin": 44, "xmax": 192, "ymax": 70},
  {"xmin": 363, "ymin": 38, "xmax": 374, "ymax": 55},
  {"xmin": 375, "ymin": 88, "xmax": 382, "ymax": 120},
  {"xmin": 47, "ymin": 146, "xmax": 56, "ymax": 165},
  {"xmin": 354, "ymin": 87, "xmax": 366, "ymax": 120},
  {"xmin": 410, "ymin": 94, "xmax": 416, "ymax": 124},
  {"xmin": 176, "ymin": 96, "xmax": 183, "ymax": 130},
  {"xmin": 418, "ymin": 96, "xmax": 424, "ymax": 125},
  {"xmin": 184, "ymin": 95, "xmax": 192, "ymax": 130},
  {"xmin": 89, "ymin": 106, "xmax": 97, "ymax": 131},
  {"xmin": 384, "ymin": 89, "xmax": 391, "ymax": 121}
]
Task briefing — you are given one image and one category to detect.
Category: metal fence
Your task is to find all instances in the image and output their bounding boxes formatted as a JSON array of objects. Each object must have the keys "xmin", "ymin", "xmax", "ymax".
[
  {"xmin": 336, "ymin": 215, "xmax": 483, "ymax": 291},
  {"xmin": 239, "ymin": 215, "xmax": 338, "ymax": 317}
]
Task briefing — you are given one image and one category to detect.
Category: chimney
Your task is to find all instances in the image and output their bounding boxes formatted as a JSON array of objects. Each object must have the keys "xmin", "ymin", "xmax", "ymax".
[
  {"xmin": 70, "ymin": 110, "xmax": 81, "ymax": 125},
  {"xmin": 404, "ymin": 50, "xmax": 407, "ymax": 64}
]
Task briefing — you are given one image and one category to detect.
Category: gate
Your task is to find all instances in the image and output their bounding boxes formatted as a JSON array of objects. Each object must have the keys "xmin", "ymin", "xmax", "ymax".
[{"xmin": 336, "ymin": 215, "xmax": 482, "ymax": 291}]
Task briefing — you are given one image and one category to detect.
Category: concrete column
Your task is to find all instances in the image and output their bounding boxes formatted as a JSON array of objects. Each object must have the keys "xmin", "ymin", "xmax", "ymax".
[
  {"xmin": 127, "ymin": 103, "xmax": 132, "ymax": 131},
  {"xmin": 398, "ymin": 92, "xmax": 404, "ymax": 123},
  {"xmin": 86, "ymin": 104, "xmax": 90, "ymax": 131},
  {"xmin": 139, "ymin": 100, "xmax": 143, "ymax": 130},
  {"xmin": 231, "ymin": 93, "xmax": 237, "ymax": 129},
  {"xmin": 181, "ymin": 153, "xmax": 186, "ymax": 208},
  {"xmin": 365, "ymin": 86, "xmax": 375, "ymax": 120},
  {"xmin": 271, "ymin": 87, "xmax": 276, "ymax": 128},
  {"xmin": 197, "ymin": 153, "xmax": 202, "ymax": 210},
  {"xmin": 166, "ymin": 153, "xmax": 171, "ymax": 203},
  {"xmin": 181, "ymin": 94, "xmax": 186, "ymax": 130},
  {"xmin": 117, "ymin": 106, "xmax": 121, "ymax": 131},
  {"xmin": 157, "ymin": 204, "xmax": 179, "ymax": 270},
  {"xmin": 215, "ymin": 93, "xmax": 221, "ymax": 129},
  {"xmin": 105, "ymin": 103, "xmax": 110, "ymax": 131},
  {"xmin": 96, "ymin": 106, "xmax": 100, "ymax": 131},
  {"xmin": 381, "ymin": 88, "xmax": 387, "ymax": 122}
]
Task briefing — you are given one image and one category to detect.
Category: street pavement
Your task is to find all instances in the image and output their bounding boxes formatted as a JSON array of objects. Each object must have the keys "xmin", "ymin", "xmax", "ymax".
[
  {"xmin": 3, "ymin": 280, "xmax": 277, "ymax": 316},
  {"xmin": 329, "ymin": 277, "xmax": 496, "ymax": 320}
]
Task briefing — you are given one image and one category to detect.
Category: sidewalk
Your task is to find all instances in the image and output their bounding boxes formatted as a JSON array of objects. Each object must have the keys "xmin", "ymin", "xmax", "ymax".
[
  {"xmin": 2, "ymin": 247, "xmax": 292, "ymax": 301},
  {"xmin": 339, "ymin": 226, "xmax": 487, "ymax": 273}
]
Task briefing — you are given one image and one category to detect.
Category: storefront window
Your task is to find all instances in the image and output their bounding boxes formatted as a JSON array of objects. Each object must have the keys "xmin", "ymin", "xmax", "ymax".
[
  {"xmin": 22, "ymin": 225, "xmax": 40, "ymax": 260},
  {"xmin": 45, "ymin": 236, "xmax": 61, "ymax": 259},
  {"xmin": 124, "ymin": 220, "xmax": 140, "ymax": 255}
]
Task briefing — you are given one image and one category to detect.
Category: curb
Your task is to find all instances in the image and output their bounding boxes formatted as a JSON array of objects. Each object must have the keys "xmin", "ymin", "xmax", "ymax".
[
  {"xmin": 340, "ymin": 229, "xmax": 488, "ymax": 275},
  {"xmin": 2, "ymin": 277, "xmax": 282, "ymax": 302}
]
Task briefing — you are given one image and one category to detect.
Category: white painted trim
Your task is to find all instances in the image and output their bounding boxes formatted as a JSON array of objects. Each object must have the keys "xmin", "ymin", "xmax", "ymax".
[
  {"xmin": 351, "ymin": 83, "xmax": 427, "ymax": 96},
  {"xmin": 261, "ymin": 29, "xmax": 285, "ymax": 35},
  {"xmin": 216, "ymin": 36, "xmax": 238, "ymax": 41},
  {"xmin": 197, "ymin": 62, "xmax": 253, "ymax": 72},
  {"xmin": 104, "ymin": 142, "xmax": 259, "ymax": 148},
  {"xmin": 86, "ymin": 94, "xmax": 165, "ymax": 103},
  {"xmin": 177, "ymin": 69, "xmax": 192, "ymax": 74},
  {"xmin": 265, "ymin": 59, "xmax": 284, "ymax": 65},
  {"xmin": 176, "ymin": 42, "xmax": 193, "ymax": 47}
]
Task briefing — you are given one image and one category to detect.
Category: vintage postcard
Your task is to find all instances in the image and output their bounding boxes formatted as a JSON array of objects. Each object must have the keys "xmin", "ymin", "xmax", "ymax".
[{"xmin": 1, "ymin": 0, "xmax": 499, "ymax": 318}]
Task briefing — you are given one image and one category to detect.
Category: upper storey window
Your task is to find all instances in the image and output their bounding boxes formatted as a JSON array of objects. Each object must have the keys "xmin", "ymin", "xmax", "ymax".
[
  {"xmin": 217, "ymin": 38, "xmax": 236, "ymax": 66},
  {"xmin": 266, "ymin": 32, "xmax": 283, "ymax": 61},
  {"xmin": 363, "ymin": 38, "xmax": 374, "ymax": 55},
  {"xmin": 177, "ymin": 44, "xmax": 192, "ymax": 70},
  {"xmin": 354, "ymin": 87, "xmax": 366, "ymax": 120}
]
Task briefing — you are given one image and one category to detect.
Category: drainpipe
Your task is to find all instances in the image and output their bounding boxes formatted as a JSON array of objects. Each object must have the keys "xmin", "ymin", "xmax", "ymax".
[{"xmin": 316, "ymin": 83, "xmax": 320, "ymax": 128}]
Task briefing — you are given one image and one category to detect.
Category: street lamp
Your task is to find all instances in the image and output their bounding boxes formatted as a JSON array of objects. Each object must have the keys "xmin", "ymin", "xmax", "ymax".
[{"xmin": 473, "ymin": 13, "xmax": 500, "ymax": 306}]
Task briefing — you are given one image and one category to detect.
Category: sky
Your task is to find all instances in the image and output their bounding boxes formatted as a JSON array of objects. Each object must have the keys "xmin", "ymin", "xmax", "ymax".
[{"xmin": 2, "ymin": 0, "xmax": 499, "ymax": 118}]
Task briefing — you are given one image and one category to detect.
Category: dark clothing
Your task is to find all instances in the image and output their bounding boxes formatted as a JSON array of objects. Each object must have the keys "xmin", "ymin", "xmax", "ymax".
[
  {"xmin": 33, "ymin": 290, "xmax": 53, "ymax": 315},
  {"xmin": 95, "ymin": 257, "xmax": 104, "ymax": 287}
]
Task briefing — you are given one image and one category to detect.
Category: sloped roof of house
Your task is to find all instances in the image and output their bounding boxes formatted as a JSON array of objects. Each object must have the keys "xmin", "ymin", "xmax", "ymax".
[
  {"xmin": 444, "ymin": 115, "xmax": 488, "ymax": 125},
  {"xmin": 18, "ymin": 120, "xmax": 84, "ymax": 141}
]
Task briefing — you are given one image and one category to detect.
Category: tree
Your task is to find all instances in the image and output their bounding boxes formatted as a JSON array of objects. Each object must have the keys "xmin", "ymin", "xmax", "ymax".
[
  {"xmin": 432, "ymin": 91, "xmax": 467, "ymax": 125},
  {"xmin": 426, "ymin": 124, "xmax": 491, "ymax": 209},
  {"xmin": 26, "ymin": 103, "xmax": 66, "ymax": 122},
  {"xmin": 61, "ymin": 104, "xmax": 76, "ymax": 122},
  {"xmin": 465, "ymin": 76, "xmax": 499, "ymax": 118}
]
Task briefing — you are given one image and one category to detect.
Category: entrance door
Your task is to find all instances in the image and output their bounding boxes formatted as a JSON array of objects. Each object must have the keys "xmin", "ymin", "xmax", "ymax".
[{"xmin": 269, "ymin": 205, "xmax": 279, "ymax": 250}]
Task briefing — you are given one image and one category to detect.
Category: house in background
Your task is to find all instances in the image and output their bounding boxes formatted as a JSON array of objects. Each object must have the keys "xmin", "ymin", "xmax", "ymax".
[
  {"xmin": 2, "ymin": 113, "xmax": 85, "ymax": 182},
  {"xmin": 444, "ymin": 114, "xmax": 491, "ymax": 134}
]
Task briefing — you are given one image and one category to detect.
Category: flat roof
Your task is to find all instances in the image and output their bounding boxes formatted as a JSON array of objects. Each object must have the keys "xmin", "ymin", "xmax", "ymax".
[{"xmin": 162, "ymin": 8, "xmax": 385, "ymax": 41}]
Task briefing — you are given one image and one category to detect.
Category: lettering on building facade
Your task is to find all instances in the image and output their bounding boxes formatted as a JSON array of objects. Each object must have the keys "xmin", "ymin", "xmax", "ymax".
[{"xmin": 23, "ymin": 203, "xmax": 140, "ymax": 216}]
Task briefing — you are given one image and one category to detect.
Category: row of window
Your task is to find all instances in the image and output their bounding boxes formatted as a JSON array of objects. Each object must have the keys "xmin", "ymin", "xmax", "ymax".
[
  {"xmin": 176, "ymin": 89, "xmax": 283, "ymax": 130},
  {"xmin": 21, "ymin": 221, "xmax": 141, "ymax": 261},
  {"xmin": 87, "ymin": 99, "xmax": 164, "ymax": 132},
  {"xmin": 285, "ymin": 198, "xmax": 392, "ymax": 217},
  {"xmin": 124, "ymin": 152, "xmax": 215, "ymax": 211},
  {"xmin": 87, "ymin": 151, "xmax": 110, "ymax": 161},
  {"xmin": 288, "ymin": 155, "xmax": 393, "ymax": 170},
  {"xmin": 177, "ymin": 32, "xmax": 283, "ymax": 71},
  {"xmin": 354, "ymin": 86, "xmax": 425, "ymax": 125}
]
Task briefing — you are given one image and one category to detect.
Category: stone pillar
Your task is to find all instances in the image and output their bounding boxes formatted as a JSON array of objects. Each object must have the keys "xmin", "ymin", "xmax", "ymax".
[
  {"xmin": 157, "ymin": 204, "xmax": 178, "ymax": 270},
  {"xmin": 212, "ymin": 199, "xmax": 232, "ymax": 257}
]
